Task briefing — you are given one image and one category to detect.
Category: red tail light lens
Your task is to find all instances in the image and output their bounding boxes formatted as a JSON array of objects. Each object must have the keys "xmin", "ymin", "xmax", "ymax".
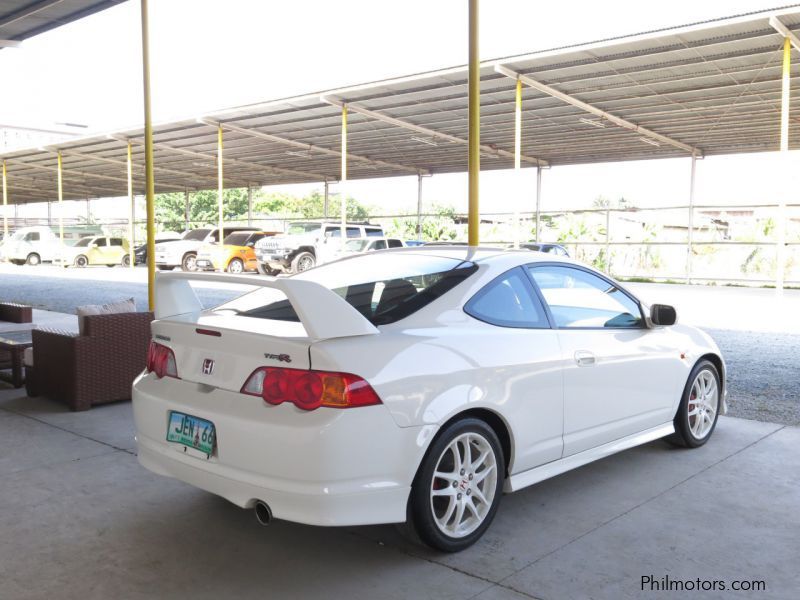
[
  {"xmin": 241, "ymin": 367, "xmax": 381, "ymax": 410},
  {"xmin": 146, "ymin": 341, "xmax": 179, "ymax": 379}
]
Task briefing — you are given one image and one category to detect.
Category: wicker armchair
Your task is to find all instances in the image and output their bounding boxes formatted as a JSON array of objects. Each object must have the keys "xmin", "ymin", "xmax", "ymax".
[
  {"xmin": 0, "ymin": 302, "xmax": 33, "ymax": 324},
  {"xmin": 30, "ymin": 312, "xmax": 153, "ymax": 411}
]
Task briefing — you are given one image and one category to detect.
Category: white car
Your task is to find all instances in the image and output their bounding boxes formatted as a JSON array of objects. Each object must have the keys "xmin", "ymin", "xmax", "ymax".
[{"xmin": 133, "ymin": 247, "xmax": 726, "ymax": 552}]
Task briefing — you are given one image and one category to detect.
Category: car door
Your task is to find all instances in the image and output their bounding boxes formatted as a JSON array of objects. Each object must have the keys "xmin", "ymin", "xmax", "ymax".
[
  {"xmin": 87, "ymin": 237, "xmax": 108, "ymax": 264},
  {"xmin": 527, "ymin": 264, "xmax": 684, "ymax": 456},
  {"xmin": 463, "ymin": 267, "xmax": 564, "ymax": 471},
  {"xmin": 109, "ymin": 238, "xmax": 125, "ymax": 263},
  {"xmin": 244, "ymin": 233, "xmax": 266, "ymax": 269}
]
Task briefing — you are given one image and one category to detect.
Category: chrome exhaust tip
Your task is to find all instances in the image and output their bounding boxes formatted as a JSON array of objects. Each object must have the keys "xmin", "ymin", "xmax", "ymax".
[{"xmin": 254, "ymin": 501, "xmax": 272, "ymax": 526}]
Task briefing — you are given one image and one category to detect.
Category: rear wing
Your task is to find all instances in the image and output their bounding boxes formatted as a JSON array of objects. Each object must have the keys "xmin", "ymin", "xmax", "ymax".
[{"xmin": 154, "ymin": 272, "xmax": 379, "ymax": 342}]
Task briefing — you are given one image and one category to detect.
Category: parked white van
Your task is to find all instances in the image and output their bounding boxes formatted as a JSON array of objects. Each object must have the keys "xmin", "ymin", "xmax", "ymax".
[{"xmin": 2, "ymin": 226, "xmax": 103, "ymax": 265}]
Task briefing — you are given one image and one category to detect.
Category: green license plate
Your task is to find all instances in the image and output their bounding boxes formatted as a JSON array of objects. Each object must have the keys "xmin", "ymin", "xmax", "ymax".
[{"xmin": 166, "ymin": 411, "xmax": 216, "ymax": 456}]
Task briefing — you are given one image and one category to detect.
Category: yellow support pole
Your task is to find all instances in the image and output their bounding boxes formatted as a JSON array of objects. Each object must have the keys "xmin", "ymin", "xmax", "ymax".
[
  {"xmin": 777, "ymin": 37, "xmax": 791, "ymax": 293},
  {"xmin": 2, "ymin": 160, "xmax": 8, "ymax": 239},
  {"xmin": 127, "ymin": 142, "xmax": 135, "ymax": 268},
  {"xmin": 467, "ymin": 0, "xmax": 480, "ymax": 247},
  {"xmin": 340, "ymin": 104, "xmax": 347, "ymax": 248},
  {"xmin": 57, "ymin": 151, "xmax": 64, "ymax": 246},
  {"xmin": 141, "ymin": 0, "xmax": 156, "ymax": 310},
  {"xmin": 217, "ymin": 125, "xmax": 224, "ymax": 261},
  {"xmin": 513, "ymin": 77, "xmax": 522, "ymax": 249}
]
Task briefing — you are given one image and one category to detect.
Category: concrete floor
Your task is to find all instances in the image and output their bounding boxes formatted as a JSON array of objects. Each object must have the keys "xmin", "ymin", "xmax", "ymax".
[{"xmin": 1, "ymin": 388, "xmax": 797, "ymax": 600}]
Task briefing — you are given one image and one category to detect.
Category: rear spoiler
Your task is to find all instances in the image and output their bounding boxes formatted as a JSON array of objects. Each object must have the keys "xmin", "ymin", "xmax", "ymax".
[{"xmin": 154, "ymin": 271, "xmax": 379, "ymax": 341}]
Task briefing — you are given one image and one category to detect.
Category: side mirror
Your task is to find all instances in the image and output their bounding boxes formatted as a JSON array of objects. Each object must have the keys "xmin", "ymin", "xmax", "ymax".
[
  {"xmin": 650, "ymin": 304, "xmax": 676, "ymax": 326},
  {"xmin": 90, "ymin": 243, "xmax": 98, "ymax": 249}
]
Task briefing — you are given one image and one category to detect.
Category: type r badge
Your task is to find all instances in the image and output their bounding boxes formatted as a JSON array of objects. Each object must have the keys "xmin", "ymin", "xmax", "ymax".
[
  {"xmin": 202, "ymin": 358, "xmax": 215, "ymax": 375},
  {"xmin": 264, "ymin": 353, "xmax": 292, "ymax": 363}
]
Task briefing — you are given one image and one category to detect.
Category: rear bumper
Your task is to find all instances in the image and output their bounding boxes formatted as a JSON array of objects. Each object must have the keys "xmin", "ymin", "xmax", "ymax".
[{"xmin": 132, "ymin": 373, "xmax": 432, "ymax": 526}]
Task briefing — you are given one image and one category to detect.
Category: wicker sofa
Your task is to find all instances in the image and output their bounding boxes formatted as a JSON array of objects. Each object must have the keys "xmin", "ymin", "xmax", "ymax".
[
  {"xmin": 29, "ymin": 311, "xmax": 153, "ymax": 411},
  {"xmin": 0, "ymin": 302, "xmax": 33, "ymax": 375}
]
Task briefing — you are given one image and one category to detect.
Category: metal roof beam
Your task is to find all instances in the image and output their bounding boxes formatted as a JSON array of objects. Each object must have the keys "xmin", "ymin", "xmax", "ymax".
[
  {"xmin": 8, "ymin": 156, "xmax": 129, "ymax": 185},
  {"xmin": 110, "ymin": 134, "xmax": 327, "ymax": 182},
  {"xmin": 494, "ymin": 64, "xmax": 702, "ymax": 157},
  {"xmin": 0, "ymin": 0, "xmax": 64, "ymax": 27},
  {"xmin": 320, "ymin": 95, "xmax": 548, "ymax": 167},
  {"xmin": 202, "ymin": 118, "xmax": 428, "ymax": 176},
  {"xmin": 769, "ymin": 16, "xmax": 800, "ymax": 52},
  {"xmin": 55, "ymin": 146, "xmax": 249, "ymax": 189}
]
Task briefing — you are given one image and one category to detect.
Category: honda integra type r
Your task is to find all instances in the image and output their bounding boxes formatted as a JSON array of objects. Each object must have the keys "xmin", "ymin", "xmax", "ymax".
[{"xmin": 133, "ymin": 247, "xmax": 726, "ymax": 552}]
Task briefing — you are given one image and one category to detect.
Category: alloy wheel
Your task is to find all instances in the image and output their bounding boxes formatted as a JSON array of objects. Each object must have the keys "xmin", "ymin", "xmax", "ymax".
[
  {"xmin": 430, "ymin": 432, "xmax": 498, "ymax": 538},
  {"xmin": 687, "ymin": 369, "xmax": 719, "ymax": 439}
]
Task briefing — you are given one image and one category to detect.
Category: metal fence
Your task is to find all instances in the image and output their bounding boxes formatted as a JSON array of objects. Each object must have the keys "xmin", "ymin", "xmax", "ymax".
[{"xmin": 4, "ymin": 202, "xmax": 799, "ymax": 287}]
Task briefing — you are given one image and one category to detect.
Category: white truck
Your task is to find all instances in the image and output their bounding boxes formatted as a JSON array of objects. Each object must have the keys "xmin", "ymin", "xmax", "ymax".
[
  {"xmin": 154, "ymin": 226, "xmax": 258, "ymax": 271},
  {"xmin": 254, "ymin": 221, "xmax": 385, "ymax": 274},
  {"xmin": 2, "ymin": 225, "xmax": 103, "ymax": 265}
]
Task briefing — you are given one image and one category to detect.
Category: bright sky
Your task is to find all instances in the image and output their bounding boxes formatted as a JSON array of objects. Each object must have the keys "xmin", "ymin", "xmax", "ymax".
[{"xmin": 2, "ymin": 0, "xmax": 797, "ymax": 218}]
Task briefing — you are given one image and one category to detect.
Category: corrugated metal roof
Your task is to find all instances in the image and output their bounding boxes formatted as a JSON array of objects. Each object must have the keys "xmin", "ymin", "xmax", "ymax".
[
  {"xmin": 0, "ymin": 0, "xmax": 125, "ymax": 44},
  {"xmin": 2, "ymin": 5, "xmax": 799, "ymax": 204}
]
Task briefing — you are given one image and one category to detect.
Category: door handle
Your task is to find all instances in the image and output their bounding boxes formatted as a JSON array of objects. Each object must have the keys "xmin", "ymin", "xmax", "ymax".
[{"xmin": 574, "ymin": 350, "xmax": 596, "ymax": 367}]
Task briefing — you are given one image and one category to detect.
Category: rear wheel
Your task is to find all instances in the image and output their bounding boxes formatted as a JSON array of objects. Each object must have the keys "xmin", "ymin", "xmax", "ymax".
[
  {"xmin": 181, "ymin": 253, "xmax": 197, "ymax": 272},
  {"xmin": 122, "ymin": 255, "xmax": 131, "ymax": 267},
  {"xmin": 290, "ymin": 251, "xmax": 315, "ymax": 273},
  {"xmin": 667, "ymin": 360, "xmax": 720, "ymax": 448},
  {"xmin": 26, "ymin": 253, "xmax": 41, "ymax": 266},
  {"xmin": 227, "ymin": 258, "xmax": 244, "ymax": 274},
  {"xmin": 74, "ymin": 255, "xmax": 88, "ymax": 268},
  {"xmin": 408, "ymin": 418, "xmax": 504, "ymax": 552}
]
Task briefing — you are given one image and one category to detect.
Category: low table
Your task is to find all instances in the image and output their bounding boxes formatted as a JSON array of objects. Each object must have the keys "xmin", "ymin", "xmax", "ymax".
[{"xmin": 0, "ymin": 330, "xmax": 33, "ymax": 388}]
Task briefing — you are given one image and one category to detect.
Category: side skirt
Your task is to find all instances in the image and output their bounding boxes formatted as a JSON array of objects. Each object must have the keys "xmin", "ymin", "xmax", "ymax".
[{"xmin": 505, "ymin": 422, "xmax": 675, "ymax": 493}]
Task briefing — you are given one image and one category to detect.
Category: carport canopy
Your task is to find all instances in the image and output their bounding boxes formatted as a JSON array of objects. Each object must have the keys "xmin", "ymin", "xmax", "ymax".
[{"xmin": 1, "ymin": 5, "xmax": 800, "ymax": 204}]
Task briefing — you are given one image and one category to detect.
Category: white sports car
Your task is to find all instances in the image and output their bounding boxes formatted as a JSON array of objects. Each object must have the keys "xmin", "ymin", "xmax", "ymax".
[{"xmin": 133, "ymin": 247, "xmax": 726, "ymax": 552}]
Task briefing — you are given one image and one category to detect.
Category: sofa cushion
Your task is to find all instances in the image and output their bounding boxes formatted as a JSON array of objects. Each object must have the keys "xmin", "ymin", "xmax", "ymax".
[
  {"xmin": 23, "ymin": 346, "xmax": 34, "ymax": 367},
  {"xmin": 76, "ymin": 298, "xmax": 136, "ymax": 335}
]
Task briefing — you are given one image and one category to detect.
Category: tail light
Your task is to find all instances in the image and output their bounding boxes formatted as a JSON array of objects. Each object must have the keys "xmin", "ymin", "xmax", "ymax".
[
  {"xmin": 241, "ymin": 367, "xmax": 381, "ymax": 411},
  {"xmin": 146, "ymin": 341, "xmax": 179, "ymax": 379}
]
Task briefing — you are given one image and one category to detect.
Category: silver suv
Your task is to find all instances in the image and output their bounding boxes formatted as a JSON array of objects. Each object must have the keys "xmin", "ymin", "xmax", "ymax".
[{"xmin": 255, "ymin": 221, "xmax": 384, "ymax": 274}]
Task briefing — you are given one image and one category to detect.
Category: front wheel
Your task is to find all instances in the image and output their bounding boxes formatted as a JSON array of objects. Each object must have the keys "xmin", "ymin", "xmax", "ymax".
[
  {"xmin": 122, "ymin": 255, "xmax": 131, "ymax": 267},
  {"xmin": 181, "ymin": 253, "xmax": 197, "ymax": 272},
  {"xmin": 26, "ymin": 253, "xmax": 41, "ymax": 266},
  {"xmin": 408, "ymin": 418, "xmax": 504, "ymax": 552},
  {"xmin": 290, "ymin": 251, "xmax": 315, "ymax": 273},
  {"xmin": 667, "ymin": 360, "xmax": 721, "ymax": 448},
  {"xmin": 257, "ymin": 263, "xmax": 278, "ymax": 276},
  {"xmin": 74, "ymin": 255, "xmax": 88, "ymax": 268}
]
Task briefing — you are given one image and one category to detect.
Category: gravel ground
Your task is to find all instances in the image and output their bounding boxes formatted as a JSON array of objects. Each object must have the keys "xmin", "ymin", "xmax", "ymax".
[{"xmin": 1, "ymin": 265, "xmax": 797, "ymax": 425}]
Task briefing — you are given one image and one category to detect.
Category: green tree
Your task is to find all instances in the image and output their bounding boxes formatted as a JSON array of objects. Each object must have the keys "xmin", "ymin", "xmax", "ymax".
[{"xmin": 155, "ymin": 187, "xmax": 257, "ymax": 232}]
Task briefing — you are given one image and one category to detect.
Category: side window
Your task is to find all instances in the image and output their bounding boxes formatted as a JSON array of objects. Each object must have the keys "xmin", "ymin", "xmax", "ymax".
[
  {"xmin": 110, "ymin": 238, "xmax": 123, "ymax": 247},
  {"xmin": 25, "ymin": 232, "xmax": 40, "ymax": 242},
  {"xmin": 210, "ymin": 230, "xmax": 220, "ymax": 242},
  {"xmin": 346, "ymin": 227, "xmax": 360, "ymax": 238},
  {"xmin": 528, "ymin": 265, "xmax": 643, "ymax": 329},
  {"xmin": 371, "ymin": 240, "xmax": 387, "ymax": 251},
  {"xmin": 365, "ymin": 228, "xmax": 383, "ymax": 237},
  {"xmin": 94, "ymin": 238, "xmax": 107, "ymax": 247},
  {"xmin": 387, "ymin": 239, "xmax": 403, "ymax": 248},
  {"xmin": 465, "ymin": 268, "xmax": 549, "ymax": 329}
]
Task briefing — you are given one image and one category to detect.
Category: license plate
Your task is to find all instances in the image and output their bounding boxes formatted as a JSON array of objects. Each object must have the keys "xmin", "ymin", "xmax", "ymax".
[{"xmin": 166, "ymin": 411, "xmax": 216, "ymax": 457}]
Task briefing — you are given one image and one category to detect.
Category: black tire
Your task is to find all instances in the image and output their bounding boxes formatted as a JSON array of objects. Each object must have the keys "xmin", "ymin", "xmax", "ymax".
[
  {"xmin": 257, "ymin": 263, "xmax": 278, "ymax": 276},
  {"xmin": 74, "ymin": 255, "xmax": 88, "ymax": 268},
  {"xmin": 26, "ymin": 253, "xmax": 41, "ymax": 266},
  {"xmin": 156, "ymin": 265, "xmax": 173, "ymax": 271},
  {"xmin": 181, "ymin": 253, "xmax": 197, "ymax": 272},
  {"xmin": 666, "ymin": 359, "xmax": 721, "ymax": 448},
  {"xmin": 227, "ymin": 258, "xmax": 244, "ymax": 274},
  {"xmin": 290, "ymin": 251, "xmax": 315, "ymax": 273},
  {"xmin": 122, "ymin": 255, "xmax": 131, "ymax": 267},
  {"xmin": 408, "ymin": 417, "xmax": 504, "ymax": 552},
  {"xmin": 10, "ymin": 259, "xmax": 24, "ymax": 266}
]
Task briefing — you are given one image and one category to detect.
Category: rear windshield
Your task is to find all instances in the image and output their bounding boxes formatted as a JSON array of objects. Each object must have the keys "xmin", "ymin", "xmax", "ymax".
[{"xmin": 216, "ymin": 254, "xmax": 478, "ymax": 326}]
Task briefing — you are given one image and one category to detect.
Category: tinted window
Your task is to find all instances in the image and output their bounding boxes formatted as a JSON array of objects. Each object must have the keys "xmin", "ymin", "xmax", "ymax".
[
  {"xmin": 465, "ymin": 268, "xmax": 548, "ymax": 329},
  {"xmin": 387, "ymin": 239, "xmax": 403, "ymax": 248},
  {"xmin": 327, "ymin": 227, "xmax": 361, "ymax": 238},
  {"xmin": 183, "ymin": 229, "xmax": 211, "ymax": 242},
  {"xmin": 110, "ymin": 238, "xmax": 123, "ymax": 246},
  {"xmin": 25, "ymin": 232, "xmax": 40, "ymax": 241},
  {"xmin": 370, "ymin": 240, "xmax": 387, "ymax": 251},
  {"xmin": 365, "ymin": 228, "xmax": 383, "ymax": 237},
  {"xmin": 223, "ymin": 232, "xmax": 251, "ymax": 246},
  {"xmin": 529, "ymin": 265, "xmax": 643, "ymax": 329},
  {"xmin": 94, "ymin": 238, "xmax": 107, "ymax": 247}
]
